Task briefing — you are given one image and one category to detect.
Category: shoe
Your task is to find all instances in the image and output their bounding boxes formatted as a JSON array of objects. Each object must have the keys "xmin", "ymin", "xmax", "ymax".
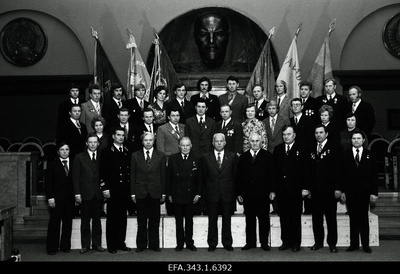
[
  {"xmin": 187, "ymin": 245, "xmax": 197, "ymax": 251},
  {"xmin": 261, "ymin": 244, "xmax": 271, "ymax": 251},
  {"xmin": 175, "ymin": 246, "xmax": 183, "ymax": 251},
  {"xmin": 241, "ymin": 244, "xmax": 256, "ymax": 250},
  {"xmin": 310, "ymin": 244, "xmax": 323, "ymax": 251},
  {"xmin": 292, "ymin": 246, "xmax": 301, "ymax": 252},
  {"xmin": 329, "ymin": 246, "xmax": 338, "ymax": 253},
  {"xmin": 120, "ymin": 246, "xmax": 131, "ymax": 251},
  {"xmin": 278, "ymin": 244, "xmax": 289, "ymax": 251},
  {"xmin": 108, "ymin": 249, "xmax": 117, "ymax": 254},
  {"xmin": 363, "ymin": 246, "xmax": 372, "ymax": 253},
  {"xmin": 80, "ymin": 247, "xmax": 89, "ymax": 254},
  {"xmin": 136, "ymin": 247, "xmax": 145, "ymax": 252},
  {"xmin": 224, "ymin": 246, "xmax": 234, "ymax": 251},
  {"xmin": 47, "ymin": 251, "xmax": 56, "ymax": 255},
  {"xmin": 151, "ymin": 247, "xmax": 161, "ymax": 251},
  {"xmin": 93, "ymin": 246, "xmax": 106, "ymax": 252},
  {"xmin": 346, "ymin": 246, "xmax": 359, "ymax": 252},
  {"xmin": 208, "ymin": 246, "xmax": 216, "ymax": 252}
]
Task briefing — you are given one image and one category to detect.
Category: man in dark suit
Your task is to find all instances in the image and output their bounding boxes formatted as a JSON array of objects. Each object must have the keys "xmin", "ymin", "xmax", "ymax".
[
  {"xmin": 132, "ymin": 108, "xmax": 158, "ymax": 153},
  {"xmin": 72, "ymin": 134, "xmax": 106, "ymax": 254},
  {"xmin": 252, "ymin": 85, "xmax": 268, "ymax": 121},
  {"xmin": 216, "ymin": 104, "xmax": 243, "ymax": 156},
  {"xmin": 237, "ymin": 132, "xmax": 274, "ymax": 251},
  {"xmin": 273, "ymin": 126, "xmax": 309, "ymax": 252},
  {"xmin": 346, "ymin": 86, "xmax": 375, "ymax": 140},
  {"xmin": 308, "ymin": 125, "xmax": 342, "ymax": 253},
  {"xmin": 56, "ymin": 104, "xmax": 88, "ymax": 159},
  {"xmin": 115, "ymin": 107, "xmax": 135, "ymax": 153},
  {"xmin": 80, "ymin": 84, "xmax": 103, "ymax": 134},
  {"xmin": 166, "ymin": 83, "xmax": 195, "ymax": 124},
  {"xmin": 219, "ymin": 75, "xmax": 248, "ymax": 123},
  {"xmin": 99, "ymin": 127, "xmax": 132, "ymax": 253},
  {"xmin": 316, "ymin": 78, "xmax": 348, "ymax": 132},
  {"xmin": 57, "ymin": 83, "xmax": 82, "ymax": 127},
  {"xmin": 167, "ymin": 137, "xmax": 201, "ymax": 251},
  {"xmin": 290, "ymin": 98, "xmax": 316, "ymax": 151},
  {"xmin": 123, "ymin": 83, "xmax": 150, "ymax": 127},
  {"xmin": 45, "ymin": 142, "xmax": 75, "ymax": 255},
  {"xmin": 102, "ymin": 83, "xmax": 124, "ymax": 132},
  {"xmin": 200, "ymin": 133, "xmax": 238, "ymax": 251},
  {"xmin": 185, "ymin": 99, "xmax": 217, "ymax": 156},
  {"xmin": 341, "ymin": 130, "xmax": 379, "ymax": 253},
  {"xmin": 299, "ymin": 81, "xmax": 319, "ymax": 123},
  {"xmin": 190, "ymin": 77, "xmax": 221, "ymax": 122},
  {"xmin": 131, "ymin": 132, "xmax": 166, "ymax": 252}
]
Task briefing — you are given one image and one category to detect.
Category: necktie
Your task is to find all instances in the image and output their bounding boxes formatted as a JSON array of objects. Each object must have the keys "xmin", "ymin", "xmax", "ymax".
[
  {"xmin": 228, "ymin": 94, "xmax": 233, "ymax": 105},
  {"xmin": 202, "ymin": 94, "xmax": 207, "ymax": 100},
  {"xmin": 123, "ymin": 125, "xmax": 128, "ymax": 140},
  {"xmin": 302, "ymin": 98, "xmax": 305, "ymax": 104},
  {"xmin": 181, "ymin": 101, "xmax": 184, "ymax": 109},
  {"xmin": 255, "ymin": 100, "xmax": 258, "ymax": 110},
  {"xmin": 118, "ymin": 100, "xmax": 122, "ymax": 108},
  {"xmin": 217, "ymin": 152, "xmax": 222, "ymax": 169},
  {"xmin": 271, "ymin": 117, "xmax": 275, "ymax": 135},
  {"xmin": 286, "ymin": 145, "xmax": 290, "ymax": 155},
  {"xmin": 96, "ymin": 103, "xmax": 100, "ymax": 114},
  {"xmin": 146, "ymin": 150, "xmax": 151, "ymax": 167},
  {"xmin": 140, "ymin": 100, "xmax": 143, "ymax": 109},
  {"xmin": 184, "ymin": 155, "xmax": 187, "ymax": 161},
  {"xmin": 62, "ymin": 160, "xmax": 69, "ymax": 176},
  {"xmin": 328, "ymin": 95, "xmax": 331, "ymax": 101},
  {"xmin": 295, "ymin": 117, "xmax": 298, "ymax": 125},
  {"xmin": 352, "ymin": 103, "xmax": 356, "ymax": 113},
  {"xmin": 252, "ymin": 151, "xmax": 257, "ymax": 164},
  {"xmin": 222, "ymin": 121, "xmax": 226, "ymax": 130},
  {"xmin": 92, "ymin": 152, "xmax": 96, "ymax": 164},
  {"xmin": 317, "ymin": 143, "xmax": 323, "ymax": 155},
  {"xmin": 148, "ymin": 125, "xmax": 152, "ymax": 133},
  {"xmin": 199, "ymin": 116, "xmax": 203, "ymax": 126},
  {"xmin": 119, "ymin": 146, "xmax": 123, "ymax": 153},
  {"xmin": 76, "ymin": 121, "xmax": 81, "ymax": 134},
  {"xmin": 74, "ymin": 99, "xmax": 77, "ymax": 104},
  {"xmin": 175, "ymin": 126, "xmax": 180, "ymax": 137},
  {"xmin": 355, "ymin": 149, "xmax": 360, "ymax": 166},
  {"xmin": 277, "ymin": 97, "xmax": 281, "ymax": 107}
]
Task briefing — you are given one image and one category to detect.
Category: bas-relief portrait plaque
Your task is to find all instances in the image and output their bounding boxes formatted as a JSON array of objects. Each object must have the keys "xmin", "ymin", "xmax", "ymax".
[
  {"xmin": 383, "ymin": 12, "xmax": 400, "ymax": 59},
  {"xmin": 151, "ymin": 7, "xmax": 279, "ymax": 74},
  {"xmin": 0, "ymin": 17, "xmax": 48, "ymax": 66}
]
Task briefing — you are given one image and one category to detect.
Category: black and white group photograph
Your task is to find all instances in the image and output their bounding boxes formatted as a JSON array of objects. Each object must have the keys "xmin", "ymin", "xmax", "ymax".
[{"xmin": 0, "ymin": 0, "xmax": 400, "ymax": 270}]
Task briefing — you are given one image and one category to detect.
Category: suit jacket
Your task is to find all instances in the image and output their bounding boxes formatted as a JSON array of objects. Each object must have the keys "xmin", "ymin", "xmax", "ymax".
[
  {"xmin": 45, "ymin": 158, "xmax": 74, "ymax": 203},
  {"xmin": 166, "ymin": 152, "xmax": 201, "ymax": 204},
  {"xmin": 56, "ymin": 119, "xmax": 88, "ymax": 158},
  {"xmin": 275, "ymin": 95, "xmax": 292, "ymax": 122},
  {"xmin": 102, "ymin": 97, "xmax": 122, "ymax": 132},
  {"xmin": 156, "ymin": 123, "xmax": 185, "ymax": 156},
  {"xmin": 72, "ymin": 150, "xmax": 103, "ymax": 201},
  {"xmin": 131, "ymin": 123, "xmax": 159, "ymax": 153},
  {"xmin": 216, "ymin": 119, "xmax": 243, "ymax": 155},
  {"xmin": 255, "ymin": 99, "xmax": 268, "ymax": 121},
  {"xmin": 57, "ymin": 97, "xmax": 83, "ymax": 126},
  {"xmin": 130, "ymin": 149, "xmax": 166, "ymax": 199},
  {"xmin": 238, "ymin": 149, "xmax": 274, "ymax": 198},
  {"xmin": 184, "ymin": 116, "xmax": 217, "ymax": 155},
  {"xmin": 80, "ymin": 100, "xmax": 103, "ymax": 134},
  {"xmin": 346, "ymin": 100, "xmax": 375, "ymax": 137},
  {"xmin": 263, "ymin": 115, "xmax": 290, "ymax": 153},
  {"xmin": 308, "ymin": 140, "xmax": 342, "ymax": 195},
  {"xmin": 123, "ymin": 97, "xmax": 150, "ymax": 127},
  {"xmin": 316, "ymin": 93, "xmax": 348, "ymax": 131},
  {"xmin": 341, "ymin": 148, "xmax": 379, "ymax": 196},
  {"xmin": 200, "ymin": 150, "xmax": 238, "ymax": 203},
  {"xmin": 273, "ymin": 141, "xmax": 308, "ymax": 196},
  {"xmin": 290, "ymin": 114, "xmax": 316, "ymax": 150},
  {"xmin": 302, "ymin": 96, "xmax": 319, "ymax": 123},
  {"xmin": 165, "ymin": 99, "xmax": 196, "ymax": 124},
  {"xmin": 219, "ymin": 92, "xmax": 248, "ymax": 123},
  {"xmin": 99, "ymin": 144, "xmax": 131, "ymax": 198},
  {"xmin": 190, "ymin": 93, "xmax": 221, "ymax": 122}
]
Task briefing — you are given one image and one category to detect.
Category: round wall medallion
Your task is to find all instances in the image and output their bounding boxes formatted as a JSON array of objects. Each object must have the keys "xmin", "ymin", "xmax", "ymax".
[
  {"xmin": 383, "ymin": 12, "xmax": 400, "ymax": 59},
  {"xmin": 0, "ymin": 17, "xmax": 48, "ymax": 66}
]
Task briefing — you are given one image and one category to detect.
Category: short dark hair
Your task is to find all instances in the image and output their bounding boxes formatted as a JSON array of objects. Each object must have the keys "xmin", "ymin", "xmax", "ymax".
[
  {"xmin": 154, "ymin": 85, "xmax": 167, "ymax": 98},
  {"xmin": 282, "ymin": 124, "xmax": 296, "ymax": 134},
  {"xmin": 299, "ymin": 81, "xmax": 313, "ymax": 90},
  {"xmin": 88, "ymin": 83, "xmax": 102, "ymax": 94},
  {"xmin": 56, "ymin": 141, "xmax": 69, "ymax": 151},
  {"xmin": 196, "ymin": 98, "xmax": 208, "ymax": 107},
  {"xmin": 86, "ymin": 133, "xmax": 99, "ymax": 142},
  {"xmin": 351, "ymin": 130, "xmax": 366, "ymax": 139},
  {"xmin": 167, "ymin": 108, "xmax": 181, "ymax": 117},
  {"xmin": 111, "ymin": 82, "xmax": 123, "ymax": 90},
  {"xmin": 226, "ymin": 75, "xmax": 239, "ymax": 83},
  {"xmin": 70, "ymin": 83, "xmax": 80, "ymax": 90},
  {"xmin": 70, "ymin": 104, "xmax": 81, "ymax": 112},
  {"xmin": 315, "ymin": 124, "xmax": 329, "ymax": 134}
]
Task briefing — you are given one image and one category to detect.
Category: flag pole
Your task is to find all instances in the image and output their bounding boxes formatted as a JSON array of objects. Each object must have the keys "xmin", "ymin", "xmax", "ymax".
[
  {"xmin": 328, "ymin": 18, "xmax": 336, "ymax": 36},
  {"xmin": 91, "ymin": 27, "xmax": 99, "ymax": 84},
  {"xmin": 295, "ymin": 23, "xmax": 302, "ymax": 38}
]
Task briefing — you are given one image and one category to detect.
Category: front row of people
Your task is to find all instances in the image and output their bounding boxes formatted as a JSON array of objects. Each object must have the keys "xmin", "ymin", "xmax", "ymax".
[{"xmin": 45, "ymin": 124, "xmax": 378, "ymax": 256}]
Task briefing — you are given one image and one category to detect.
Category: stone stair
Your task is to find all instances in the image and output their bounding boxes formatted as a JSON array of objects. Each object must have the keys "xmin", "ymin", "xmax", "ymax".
[{"xmin": 370, "ymin": 192, "xmax": 400, "ymax": 239}]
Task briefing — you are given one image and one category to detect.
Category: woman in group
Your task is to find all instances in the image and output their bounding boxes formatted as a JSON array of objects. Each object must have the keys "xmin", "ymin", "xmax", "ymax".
[
  {"xmin": 149, "ymin": 85, "xmax": 168, "ymax": 128},
  {"xmin": 340, "ymin": 112, "xmax": 369, "ymax": 151},
  {"xmin": 91, "ymin": 116, "xmax": 108, "ymax": 152},
  {"xmin": 319, "ymin": 104, "xmax": 340, "ymax": 146},
  {"xmin": 242, "ymin": 103, "xmax": 268, "ymax": 152}
]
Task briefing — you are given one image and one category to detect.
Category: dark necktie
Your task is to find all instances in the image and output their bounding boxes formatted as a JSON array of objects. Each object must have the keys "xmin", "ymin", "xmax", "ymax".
[
  {"xmin": 175, "ymin": 126, "xmax": 180, "ymax": 137},
  {"xmin": 222, "ymin": 121, "xmax": 226, "ymax": 130},
  {"xmin": 140, "ymin": 100, "xmax": 143, "ymax": 109},
  {"xmin": 286, "ymin": 145, "xmax": 290, "ymax": 155},
  {"xmin": 146, "ymin": 150, "xmax": 151, "ymax": 167},
  {"xmin": 317, "ymin": 143, "xmax": 323, "ymax": 155},
  {"xmin": 277, "ymin": 97, "xmax": 281, "ymax": 107},
  {"xmin": 118, "ymin": 100, "xmax": 122, "ymax": 108},
  {"xmin": 62, "ymin": 160, "xmax": 69, "ymax": 176},
  {"xmin": 123, "ymin": 125, "xmax": 128, "ymax": 140},
  {"xmin": 271, "ymin": 117, "xmax": 275, "ymax": 135},
  {"xmin": 199, "ymin": 116, "xmax": 203, "ymax": 127},
  {"xmin": 355, "ymin": 149, "xmax": 360, "ymax": 166},
  {"xmin": 76, "ymin": 121, "xmax": 81, "ymax": 134},
  {"xmin": 295, "ymin": 117, "xmax": 298, "ymax": 125},
  {"xmin": 74, "ymin": 99, "xmax": 78, "ymax": 105},
  {"xmin": 184, "ymin": 155, "xmax": 187, "ymax": 161},
  {"xmin": 92, "ymin": 152, "xmax": 96, "ymax": 164},
  {"xmin": 252, "ymin": 151, "xmax": 257, "ymax": 164},
  {"xmin": 217, "ymin": 152, "xmax": 222, "ymax": 169},
  {"xmin": 228, "ymin": 94, "xmax": 234, "ymax": 105},
  {"xmin": 119, "ymin": 146, "xmax": 123, "ymax": 153},
  {"xmin": 181, "ymin": 100, "xmax": 184, "ymax": 109}
]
